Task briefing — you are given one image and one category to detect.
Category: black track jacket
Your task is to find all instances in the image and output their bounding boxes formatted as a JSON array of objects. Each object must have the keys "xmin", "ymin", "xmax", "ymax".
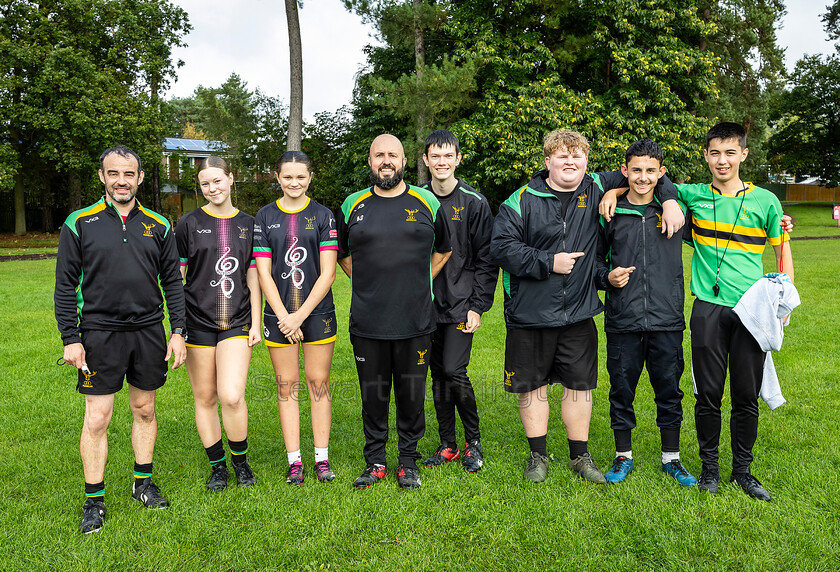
[
  {"xmin": 595, "ymin": 195, "xmax": 686, "ymax": 333},
  {"xmin": 55, "ymin": 197, "xmax": 186, "ymax": 345},
  {"xmin": 491, "ymin": 169, "xmax": 678, "ymax": 329},
  {"xmin": 424, "ymin": 179, "xmax": 497, "ymax": 323}
]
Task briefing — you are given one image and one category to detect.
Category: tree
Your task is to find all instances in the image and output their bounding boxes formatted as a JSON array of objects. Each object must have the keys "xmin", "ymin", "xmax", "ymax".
[
  {"xmin": 769, "ymin": 55, "xmax": 840, "ymax": 185},
  {"xmin": 823, "ymin": 0, "xmax": 840, "ymax": 51},
  {"xmin": 285, "ymin": 0, "xmax": 303, "ymax": 151}
]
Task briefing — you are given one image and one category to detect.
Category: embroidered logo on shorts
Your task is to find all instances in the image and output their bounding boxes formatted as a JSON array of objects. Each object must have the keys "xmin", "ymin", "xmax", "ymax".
[
  {"xmin": 142, "ymin": 222, "xmax": 156, "ymax": 237},
  {"xmin": 305, "ymin": 216, "xmax": 316, "ymax": 230},
  {"xmin": 81, "ymin": 370, "xmax": 97, "ymax": 388},
  {"xmin": 264, "ymin": 326, "xmax": 270, "ymax": 338},
  {"xmin": 242, "ymin": 325, "xmax": 249, "ymax": 332},
  {"xmin": 416, "ymin": 349, "xmax": 427, "ymax": 365},
  {"xmin": 405, "ymin": 209, "xmax": 418, "ymax": 222},
  {"xmin": 505, "ymin": 370, "xmax": 515, "ymax": 386},
  {"xmin": 577, "ymin": 194, "xmax": 587, "ymax": 208},
  {"xmin": 238, "ymin": 225, "xmax": 249, "ymax": 239},
  {"xmin": 456, "ymin": 322, "xmax": 466, "ymax": 331},
  {"xmin": 323, "ymin": 317, "xmax": 333, "ymax": 334},
  {"xmin": 452, "ymin": 206, "xmax": 464, "ymax": 221}
]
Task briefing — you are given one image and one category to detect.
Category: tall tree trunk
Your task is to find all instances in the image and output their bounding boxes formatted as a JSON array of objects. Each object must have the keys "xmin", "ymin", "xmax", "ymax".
[
  {"xmin": 150, "ymin": 73, "xmax": 162, "ymax": 213},
  {"xmin": 13, "ymin": 170, "xmax": 26, "ymax": 236},
  {"xmin": 286, "ymin": 0, "xmax": 303, "ymax": 151},
  {"xmin": 414, "ymin": 0, "xmax": 428, "ymax": 185},
  {"xmin": 41, "ymin": 179, "xmax": 53, "ymax": 233},
  {"xmin": 68, "ymin": 169, "xmax": 82, "ymax": 212}
]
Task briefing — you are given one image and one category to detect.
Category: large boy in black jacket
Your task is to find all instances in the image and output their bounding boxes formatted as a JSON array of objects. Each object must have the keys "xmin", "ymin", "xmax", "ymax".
[
  {"xmin": 420, "ymin": 130, "xmax": 497, "ymax": 473},
  {"xmin": 595, "ymin": 139, "xmax": 697, "ymax": 487}
]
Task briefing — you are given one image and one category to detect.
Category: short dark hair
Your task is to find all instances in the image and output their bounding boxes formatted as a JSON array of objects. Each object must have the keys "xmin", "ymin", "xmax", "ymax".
[
  {"xmin": 275, "ymin": 150, "xmax": 312, "ymax": 174},
  {"xmin": 197, "ymin": 155, "xmax": 231, "ymax": 176},
  {"xmin": 424, "ymin": 129, "xmax": 460, "ymax": 156},
  {"xmin": 705, "ymin": 122, "xmax": 747, "ymax": 149},
  {"xmin": 99, "ymin": 145, "xmax": 142, "ymax": 172},
  {"xmin": 625, "ymin": 139, "xmax": 664, "ymax": 165}
]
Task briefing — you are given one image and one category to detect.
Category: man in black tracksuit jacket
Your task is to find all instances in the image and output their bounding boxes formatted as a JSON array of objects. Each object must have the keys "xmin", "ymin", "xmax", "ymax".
[
  {"xmin": 420, "ymin": 130, "xmax": 497, "ymax": 473},
  {"xmin": 55, "ymin": 146, "xmax": 186, "ymax": 533},
  {"xmin": 490, "ymin": 130, "xmax": 683, "ymax": 484},
  {"xmin": 594, "ymin": 139, "xmax": 697, "ymax": 487}
]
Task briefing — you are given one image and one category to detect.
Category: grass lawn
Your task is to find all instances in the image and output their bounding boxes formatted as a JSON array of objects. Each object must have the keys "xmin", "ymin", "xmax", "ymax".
[{"xmin": 1, "ymin": 208, "xmax": 838, "ymax": 570}]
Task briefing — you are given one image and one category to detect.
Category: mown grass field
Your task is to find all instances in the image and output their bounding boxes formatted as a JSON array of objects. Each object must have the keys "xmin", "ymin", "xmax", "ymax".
[{"xmin": 1, "ymin": 205, "xmax": 838, "ymax": 570}]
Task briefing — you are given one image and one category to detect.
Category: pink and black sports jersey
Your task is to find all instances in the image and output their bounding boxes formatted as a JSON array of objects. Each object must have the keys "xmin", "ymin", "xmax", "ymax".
[
  {"xmin": 253, "ymin": 197, "xmax": 337, "ymax": 317},
  {"xmin": 175, "ymin": 207, "xmax": 256, "ymax": 332}
]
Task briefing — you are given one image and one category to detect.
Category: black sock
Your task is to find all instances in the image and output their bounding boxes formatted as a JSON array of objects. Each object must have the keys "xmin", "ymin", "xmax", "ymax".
[
  {"xmin": 527, "ymin": 434, "xmax": 547, "ymax": 456},
  {"xmin": 228, "ymin": 438, "xmax": 248, "ymax": 466},
  {"xmin": 205, "ymin": 439, "xmax": 227, "ymax": 467},
  {"xmin": 660, "ymin": 427, "xmax": 680, "ymax": 452},
  {"xmin": 614, "ymin": 430, "xmax": 632, "ymax": 453},
  {"xmin": 134, "ymin": 462, "xmax": 153, "ymax": 483},
  {"xmin": 85, "ymin": 481, "xmax": 105, "ymax": 502},
  {"xmin": 568, "ymin": 439, "xmax": 588, "ymax": 460}
]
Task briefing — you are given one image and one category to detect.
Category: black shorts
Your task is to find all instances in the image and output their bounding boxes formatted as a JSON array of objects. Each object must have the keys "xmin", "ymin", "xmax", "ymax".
[
  {"xmin": 185, "ymin": 324, "xmax": 250, "ymax": 348},
  {"xmin": 503, "ymin": 318, "xmax": 598, "ymax": 393},
  {"xmin": 77, "ymin": 324, "xmax": 168, "ymax": 395},
  {"xmin": 263, "ymin": 311, "xmax": 337, "ymax": 347}
]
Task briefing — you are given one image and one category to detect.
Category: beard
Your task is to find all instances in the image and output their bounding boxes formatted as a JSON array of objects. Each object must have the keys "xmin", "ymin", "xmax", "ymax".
[
  {"xmin": 369, "ymin": 164, "xmax": 404, "ymax": 190},
  {"xmin": 106, "ymin": 185, "xmax": 137, "ymax": 204}
]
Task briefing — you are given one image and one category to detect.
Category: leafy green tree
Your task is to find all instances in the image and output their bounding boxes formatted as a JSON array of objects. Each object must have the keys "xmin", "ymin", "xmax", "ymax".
[{"xmin": 769, "ymin": 54, "xmax": 840, "ymax": 185}]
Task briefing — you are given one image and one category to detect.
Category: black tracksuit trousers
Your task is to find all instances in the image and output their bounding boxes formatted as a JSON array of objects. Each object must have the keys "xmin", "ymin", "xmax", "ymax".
[{"xmin": 430, "ymin": 323, "xmax": 480, "ymax": 445}]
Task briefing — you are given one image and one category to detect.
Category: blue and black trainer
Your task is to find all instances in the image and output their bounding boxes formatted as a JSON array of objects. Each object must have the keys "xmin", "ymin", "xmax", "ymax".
[
  {"xmin": 604, "ymin": 455, "xmax": 634, "ymax": 483},
  {"xmin": 662, "ymin": 460, "xmax": 698, "ymax": 487}
]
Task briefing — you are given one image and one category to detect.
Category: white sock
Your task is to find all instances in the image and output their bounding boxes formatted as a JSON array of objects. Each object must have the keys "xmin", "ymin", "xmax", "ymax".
[
  {"xmin": 616, "ymin": 450, "xmax": 633, "ymax": 460},
  {"xmin": 314, "ymin": 447, "xmax": 329, "ymax": 463},
  {"xmin": 287, "ymin": 449, "xmax": 302, "ymax": 465},
  {"xmin": 662, "ymin": 451, "xmax": 680, "ymax": 464}
]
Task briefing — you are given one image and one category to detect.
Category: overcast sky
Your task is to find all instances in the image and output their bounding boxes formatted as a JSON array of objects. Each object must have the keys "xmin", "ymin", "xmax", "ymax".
[{"xmin": 166, "ymin": 0, "xmax": 836, "ymax": 119}]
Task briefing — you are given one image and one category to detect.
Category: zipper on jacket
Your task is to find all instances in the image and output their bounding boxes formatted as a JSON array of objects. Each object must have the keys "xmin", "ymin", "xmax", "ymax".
[
  {"xmin": 561, "ymin": 217, "xmax": 568, "ymax": 323},
  {"xmin": 641, "ymin": 213, "xmax": 649, "ymax": 329},
  {"xmin": 108, "ymin": 202, "xmax": 128, "ymax": 243}
]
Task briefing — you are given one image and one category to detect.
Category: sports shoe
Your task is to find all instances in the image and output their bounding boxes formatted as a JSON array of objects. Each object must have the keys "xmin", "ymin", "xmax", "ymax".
[
  {"xmin": 698, "ymin": 467, "xmax": 720, "ymax": 495},
  {"xmin": 132, "ymin": 478, "xmax": 169, "ymax": 508},
  {"xmin": 79, "ymin": 498, "xmax": 106, "ymax": 534},
  {"xmin": 604, "ymin": 456, "xmax": 634, "ymax": 483},
  {"xmin": 286, "ymin": 461, "xmax": 304, "ymax": 485},
  {"xmin": 353, "ymin": 464, "xmax": 388, "ymax": 489},
  {"xmin": 462, "ymin": 439, "xmax": 484, "ymax": 473},
  {"xmin": 422, "ymin": 443, "xmax": 460, "ymax": 467},
  {"xmin": 730, "ymin": 472, "xmax": 771, "ymax": 501},
  {"xmin": 523, "ymin": 451, "xmax": 549, "ymax": 482},
  {"xmin": 396, "ymin": 465, "xmax": 421, "ymax": 490},
  {"xmin": 314, "ymin": 460, "xmax": 336, "ymax": 483},
  {"xmin": 233, "ymin": 460, "xmax": 256, "ymax": 487},
  {"xmin": 207, "ymin": 463, "xmax": 228, "ymax": 491},
  {"xmin": 662, "ymin": 460, "xmax": 698, "ymax": 487},
  {"xmin": 569, "ymin": 452, "xmax": 607, "ymax": 484}
]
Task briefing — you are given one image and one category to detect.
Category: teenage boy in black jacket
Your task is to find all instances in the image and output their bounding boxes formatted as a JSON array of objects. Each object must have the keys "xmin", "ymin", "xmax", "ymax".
[
  {"xmin": 420, "ymin": 130, "xmax": 497, "ymax": 473},
  {"xmin": 595, "ymin": 139, "xmax": 697, "ymax": 487}
]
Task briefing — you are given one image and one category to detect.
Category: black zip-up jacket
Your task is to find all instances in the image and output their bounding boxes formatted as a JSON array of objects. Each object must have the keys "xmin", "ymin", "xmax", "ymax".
[
  {"xmin": 55, "ymin": 197, "xmax": 186, "ymax": 345},
  {"xmin": 424, "ymin": 179, "xmax": 497, "ymax": 323},
  {"xmin": 595, "ymin": 196, "xmax": 686, "ymax": 333},
  {"xmin": 490, "ymin": 169, "xmax": 678, "ymax": 328}
]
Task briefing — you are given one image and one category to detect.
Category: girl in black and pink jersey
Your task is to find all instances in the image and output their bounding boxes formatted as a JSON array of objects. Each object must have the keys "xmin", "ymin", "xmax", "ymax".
[
  {"xmin": 253, "ymin": 151, "xmax": 338, "ymax": 485},
  {"xmin": 175, "ymin": 156, "xmax": 262, "ymax": 491}
]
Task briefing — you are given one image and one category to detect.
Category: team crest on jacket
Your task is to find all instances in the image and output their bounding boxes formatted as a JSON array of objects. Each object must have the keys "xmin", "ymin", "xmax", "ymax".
[
  {"xmin": 655, "ymin": 213, "xmax": 662, "ymax": 228},
  {"xmin": 452, "ymin": 206, "xmax": 464, "ymax": 221},
  {"xmin": 305, "ymin": 216, "xmax": 316, "ymax": 230},
  {"xmin": 405, "ymin": 209, "xmax": 418, "ymax": 222},
  {"xmin": 142, "ymin": 222, "xmax": 156, "ymax": 237},
  {"xmin": 577, "ymin": 194, "xmax": 587, "ymax": 208},
  {"xmin": 238, "ymin": 225, "xmax": 249, "ymax": 239}
]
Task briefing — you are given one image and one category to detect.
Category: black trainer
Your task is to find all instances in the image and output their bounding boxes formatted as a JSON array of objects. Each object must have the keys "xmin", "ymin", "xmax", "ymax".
[
  {"xmin": 396, "ymin": 465, "xmax": 421, "ymax": 490},
  {"xmin": 698, "ymin": 467, "xmax": 720, "ymax": 495},
  {"xmin": 132, "ymin": 477, "xmax": 170, "ymax": 508},
  {"xmin": 462, "ymin": 439, "xmax": 484, "ymax": 473},
  {"xmin": 731, "ymin": 472, "xmax": 771, "ymax": 501},
  {"xmin": 353, "ymin": 464, "xmax": 388, "ymax": 489},
  {"xmin": 422, "ymin": 443, "xmax": 460, "ymax": 467},
  {"xmin": 207, "ymin": 463, "xmax": 229, "ymax": 491},
  {"xmin": 233, "ymin": 460, "xmax": 256, "ymax": 487},
  {"xmin": 79, "ymin": 498, "xmax": 106, "ymax": 534}
]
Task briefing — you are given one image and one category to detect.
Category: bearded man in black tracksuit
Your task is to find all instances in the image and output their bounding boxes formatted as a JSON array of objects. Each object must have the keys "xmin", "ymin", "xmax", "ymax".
[
  {"xmin": 419, "ymin": 130, "xmax": 497, "ymax": 473},
  {"xmin": 594, "ymin": 139, "xmax": 698, "ymax": 487},
  {"xmin": 490, "ymin": 130, "xmax": 684, "ymax": 484}
]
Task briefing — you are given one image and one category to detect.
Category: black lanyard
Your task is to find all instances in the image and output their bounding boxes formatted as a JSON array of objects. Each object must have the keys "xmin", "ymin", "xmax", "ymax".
[{"xmin": 710, "ymin": 183, "xmax": 748, "ymax": 297}]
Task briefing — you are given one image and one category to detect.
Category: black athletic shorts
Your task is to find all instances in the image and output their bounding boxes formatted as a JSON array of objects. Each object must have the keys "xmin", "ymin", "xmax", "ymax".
[
  {"xmin": 503, "ymin": 318, "xmax": 598, "ymax": 393},
  {"xmin": 77, "ymin": 323, "xmax": 168, "ymax": 395},
  {"xmin": 263, "ymin": 311, "xmax": 337, "ymax": 347},
  {"xmin": 185, "ymin": 324, "xmax": 250, "ymax": 348}
]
